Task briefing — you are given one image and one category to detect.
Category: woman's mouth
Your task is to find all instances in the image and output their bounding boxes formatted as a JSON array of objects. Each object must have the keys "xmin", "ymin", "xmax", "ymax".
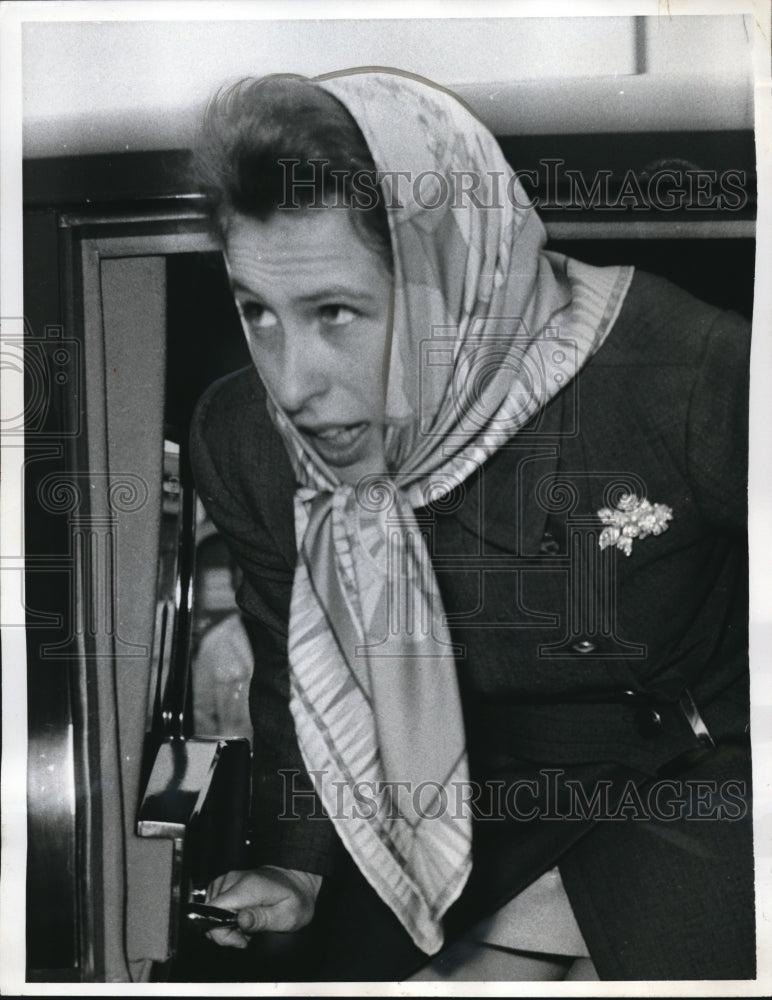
[{"xmin": 301, "ymin": 422, "xmax": 370, "ymax": 467}]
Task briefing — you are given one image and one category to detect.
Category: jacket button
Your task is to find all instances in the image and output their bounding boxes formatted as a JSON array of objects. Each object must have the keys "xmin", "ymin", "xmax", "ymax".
[
  {"xmin": 539, "ymin": 531, "xmax": 560, "ymax": 555},
  {"xmin": 571, "ymin": 640, "xmax": 596, "ymax": 654},
  {"xmin": 635, "ymin": 707, "xmax": 663, "ymax": 738}
]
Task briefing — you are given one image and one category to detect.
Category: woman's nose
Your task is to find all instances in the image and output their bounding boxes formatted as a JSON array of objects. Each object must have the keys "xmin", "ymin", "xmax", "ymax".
[{"xmin": 272, "ymin": 329, "xmax": 328, "ymax": 415}]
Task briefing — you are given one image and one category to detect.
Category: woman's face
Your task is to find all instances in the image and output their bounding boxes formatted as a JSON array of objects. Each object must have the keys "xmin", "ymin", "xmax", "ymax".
[{"xmin": 226, "ymin": 209, "xmax": 393, "ymax": 485}]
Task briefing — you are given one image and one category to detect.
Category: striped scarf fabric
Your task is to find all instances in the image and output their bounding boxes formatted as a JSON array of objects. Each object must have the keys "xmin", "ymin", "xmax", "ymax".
[{"xmin": 246, "ymin": 71, "xmax": 633, "ymax": 954}]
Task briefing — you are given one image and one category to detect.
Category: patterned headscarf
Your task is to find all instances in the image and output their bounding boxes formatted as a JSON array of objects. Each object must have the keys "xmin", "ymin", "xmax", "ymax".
[{"xmin": 234, "ymin": 70, "xmax": 632, "ymax": 954}]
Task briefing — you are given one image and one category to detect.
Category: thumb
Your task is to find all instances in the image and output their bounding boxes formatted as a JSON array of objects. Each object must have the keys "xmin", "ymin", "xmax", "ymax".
[{"xmin": 238, "ymin": 906, "xmax": 267, "ymax": 933}]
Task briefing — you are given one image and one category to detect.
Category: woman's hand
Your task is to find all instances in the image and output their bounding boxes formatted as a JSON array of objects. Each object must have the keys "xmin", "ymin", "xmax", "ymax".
[{"xmin": 205, "ymin": 866, "xmax": 323, "ymax": 949}]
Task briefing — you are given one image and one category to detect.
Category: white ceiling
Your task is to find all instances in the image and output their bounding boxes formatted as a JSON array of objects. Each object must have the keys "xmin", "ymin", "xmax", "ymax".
[{"xmin": 21, "ymin": 14, "xmax": 754, "ymax": 157}]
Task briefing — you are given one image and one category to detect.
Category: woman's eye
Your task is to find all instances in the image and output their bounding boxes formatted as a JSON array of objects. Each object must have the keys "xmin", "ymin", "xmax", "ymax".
[
  {"xmin": 319, "ymin": 305, "xmax": 357, "ymax": 327},
  {"xmin": 240, "ymin": 302, "xmax": 278, "ymax": 330}
]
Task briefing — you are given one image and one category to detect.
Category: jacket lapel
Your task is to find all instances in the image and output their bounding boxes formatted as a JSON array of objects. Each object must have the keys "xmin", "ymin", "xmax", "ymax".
[{"xmin": 452, "ymin": 389, "xmax": 566, "ymax": 555}]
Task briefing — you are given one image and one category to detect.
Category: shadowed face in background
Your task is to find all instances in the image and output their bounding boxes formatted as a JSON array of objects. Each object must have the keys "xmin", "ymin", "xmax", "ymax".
[{"xmin": 226, "ymin": 208, "xmax": 394, "ymax": 486}]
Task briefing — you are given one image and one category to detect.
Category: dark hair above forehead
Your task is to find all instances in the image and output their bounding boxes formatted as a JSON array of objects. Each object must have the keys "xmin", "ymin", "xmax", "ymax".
[{"xmin": 193, "ymin": 75, "xmax": 392, "ymax": 268}]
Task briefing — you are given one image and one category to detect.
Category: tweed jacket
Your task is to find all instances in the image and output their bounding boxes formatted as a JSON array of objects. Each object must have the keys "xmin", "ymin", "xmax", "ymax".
[{"xmin": 190, "ymin": 270, "xmax": 752, "ymax": 978}]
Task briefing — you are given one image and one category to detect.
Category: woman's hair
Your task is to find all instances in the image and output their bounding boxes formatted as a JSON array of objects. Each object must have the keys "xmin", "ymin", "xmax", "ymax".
[{"xmin": 193, "ymin": 75, "xmax": 392, "ymax": 269}]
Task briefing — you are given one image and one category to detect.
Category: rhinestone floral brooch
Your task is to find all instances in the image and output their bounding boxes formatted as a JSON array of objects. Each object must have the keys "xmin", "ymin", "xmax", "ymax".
[{"xmin": 597, "ymin": 493, "xmax": 673, "ymax": 557}]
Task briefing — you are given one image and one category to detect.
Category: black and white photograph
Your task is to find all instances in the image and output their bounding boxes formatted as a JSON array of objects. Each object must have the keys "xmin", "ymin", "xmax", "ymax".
[{"xmin": 1, "ymin": 0, "xmax": 771, "ymax": 993}]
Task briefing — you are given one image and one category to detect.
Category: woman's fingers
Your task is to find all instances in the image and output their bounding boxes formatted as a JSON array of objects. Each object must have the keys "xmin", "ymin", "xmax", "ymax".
[
  {"xmin": 203, "ymin": 867, "xmax": 322, "ymax": 946},
  {"xmin": 207, "ymin": 925, "xmax": 250, "ymax": 949},
  {"xmin": 205, "ymin": 869, "xmax": 241, "ymax": 901},
  {"xmin": 237, "ymin": 905, "xmax": 270, "ymax": 933},
  {"xmin": 235, "ymin": 897, "xmax": 298, "ymax": 933}
]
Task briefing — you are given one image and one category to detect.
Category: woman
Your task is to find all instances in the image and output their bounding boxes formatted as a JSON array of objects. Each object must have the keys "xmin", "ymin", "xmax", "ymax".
[{"xmin": 189, "ymin": 69, "xmax": 753, "ymax": 981}]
